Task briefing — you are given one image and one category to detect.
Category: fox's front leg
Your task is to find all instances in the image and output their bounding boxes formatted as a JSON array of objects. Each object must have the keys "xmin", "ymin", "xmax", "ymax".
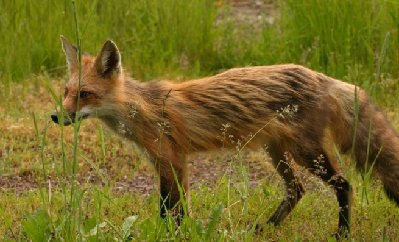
[{"xmin": 156, "ymin": 155, "xmax": 189, "ymax": 224}]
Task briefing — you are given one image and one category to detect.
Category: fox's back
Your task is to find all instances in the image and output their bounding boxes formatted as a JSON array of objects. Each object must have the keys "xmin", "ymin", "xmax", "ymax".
[{"xmin": 156, "ymin": 64, "xmax": 335, "ymax": 152}]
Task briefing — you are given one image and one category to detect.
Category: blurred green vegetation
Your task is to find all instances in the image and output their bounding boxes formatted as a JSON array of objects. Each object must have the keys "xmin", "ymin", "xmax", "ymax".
[{"xmin": 0, "ymin": 0, "xmax": 398, "ymax": 91}]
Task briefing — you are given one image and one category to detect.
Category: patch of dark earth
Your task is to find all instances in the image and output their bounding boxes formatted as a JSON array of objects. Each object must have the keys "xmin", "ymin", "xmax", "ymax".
[{"xmin": 1, "ymin": 153, "xmax": 328, "ymax": 197}]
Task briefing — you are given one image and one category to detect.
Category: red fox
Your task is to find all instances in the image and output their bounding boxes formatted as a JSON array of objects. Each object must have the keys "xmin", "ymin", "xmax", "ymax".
[{"xmin": 52, "ymin": 36, "xmax": 399, "ymax": 237}]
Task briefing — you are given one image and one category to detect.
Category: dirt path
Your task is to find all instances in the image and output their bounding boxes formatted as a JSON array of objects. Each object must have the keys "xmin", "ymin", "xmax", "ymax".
[
  {"xmin": 0, "ymin": 152, "xmax": 278, "ymax": 195},
  {"xmin": 114, "ymin": 153, "xmax": 278, "ymax": 196},
  {"xmin": 227, "ymin": 0, "xmax": 277, "ymax": 26}
]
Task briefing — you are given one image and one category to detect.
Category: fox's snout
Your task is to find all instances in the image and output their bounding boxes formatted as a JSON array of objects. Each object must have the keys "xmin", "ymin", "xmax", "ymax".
[
  {"xmin": 50, "ymin": 112, "xmax": 76, "ymax": 126},
  {"xmin": 51, "ymin": 112, "xmax": 59, "ymax": 123}
]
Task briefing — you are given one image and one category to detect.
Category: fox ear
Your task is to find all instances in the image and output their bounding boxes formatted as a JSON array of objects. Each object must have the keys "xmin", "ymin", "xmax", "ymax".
[
  {"xmin": 60, "ymin": 35, "xmax": 79, "ymax": 73},
  {"xmin": 94, "ymin": 40, "xmax": 121, "ymax": 78}
]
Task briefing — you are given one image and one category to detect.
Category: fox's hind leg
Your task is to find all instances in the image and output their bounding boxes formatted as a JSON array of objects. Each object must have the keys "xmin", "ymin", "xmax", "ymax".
[
  {"xmin": 294, "ymin": 148, "xmax": 352, "ymax": 237},
  {"xmin": 266, "ymin": 144, "xmax": 305, "ymax": 226}
]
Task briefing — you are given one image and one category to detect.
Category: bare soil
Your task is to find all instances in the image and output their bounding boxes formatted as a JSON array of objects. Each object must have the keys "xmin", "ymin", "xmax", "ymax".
[{"xmin": 0, "ymin": 152, "xmax": 278, "ymax": 195}]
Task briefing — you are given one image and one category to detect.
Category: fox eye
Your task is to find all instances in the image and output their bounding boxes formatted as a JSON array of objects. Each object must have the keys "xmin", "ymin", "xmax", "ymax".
[{"xmin": 79, "ymin": 91, "xmax": 91, "ymax": 98}]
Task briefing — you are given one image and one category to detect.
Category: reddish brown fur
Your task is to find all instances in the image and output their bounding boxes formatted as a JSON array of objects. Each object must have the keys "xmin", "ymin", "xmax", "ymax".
[{"xmin": 55, "ymin": 38, "xmax": 399, "ymax": 236}]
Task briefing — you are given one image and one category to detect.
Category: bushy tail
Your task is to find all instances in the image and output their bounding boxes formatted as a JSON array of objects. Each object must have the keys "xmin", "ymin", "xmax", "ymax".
[
  {"xmin": 330, "ymin": 84, "xmax": 399, "ymax": 205},
  {"xmin": 357, "ymin": 108, "xmax": 399, "ymax": 205}
]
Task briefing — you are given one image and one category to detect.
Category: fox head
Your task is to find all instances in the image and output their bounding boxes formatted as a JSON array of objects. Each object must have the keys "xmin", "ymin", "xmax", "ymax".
[{"xmin": 51, "ymin": 36, "xmax": 123, "ymax": 125}]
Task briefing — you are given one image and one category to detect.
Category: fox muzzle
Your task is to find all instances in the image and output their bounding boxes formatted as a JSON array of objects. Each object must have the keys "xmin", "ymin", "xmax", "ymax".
[{"xmin": 51, "ymin": 112, "xmax": 78, "ymax": 126}]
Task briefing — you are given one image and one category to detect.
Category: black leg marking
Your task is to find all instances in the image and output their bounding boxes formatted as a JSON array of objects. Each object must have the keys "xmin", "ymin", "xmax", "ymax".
[
  {"xmin": 159, "ymin": 175, "xmax": 186, "ymax": 225},
  {"xmin": 302, "ymin": 151, "xmax": 352, "ymax": 236},
  {"xmin": 265, "ymin": 148, "xmax": 305, "ymax": 227}
]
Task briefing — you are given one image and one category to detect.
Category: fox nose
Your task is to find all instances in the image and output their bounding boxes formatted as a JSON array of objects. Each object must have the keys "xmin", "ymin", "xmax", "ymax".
[{"xmin": 51, "ymin": 112, "xmax": 59, "ymax": 123}]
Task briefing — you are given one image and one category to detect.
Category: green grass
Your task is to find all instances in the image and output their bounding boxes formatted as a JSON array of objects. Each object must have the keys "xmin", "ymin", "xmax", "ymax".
[
  {"xmin": 279, "ymin": 0, "xmax": 399, "ymax": 77},
  {"xmin": 0, "ymin": 0, "xmax": 398, "ymax": 89},
  {"xmin": 1, "ymin": 0, "xmax": 399, "ymax": 241},
  {"xmin": 0, "ymin": 0, "xmax": 219, "ymax": 89}
]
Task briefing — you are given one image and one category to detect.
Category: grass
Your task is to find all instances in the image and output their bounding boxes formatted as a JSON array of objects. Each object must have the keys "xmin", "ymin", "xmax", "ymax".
[
  {"xmin": 1, "ymin": 80, "xmax": 399, "ymax": 240},
  {"xmin": 0, "ymin": 0, "xmax": 398, "ymax": 88},
  {"xmin": 1, "ymin": 0, "xmax": 399, "ymax": 241},
  {"xmin": 0, "ymin": 0, "xmax": 219, "ymax": 90}
]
